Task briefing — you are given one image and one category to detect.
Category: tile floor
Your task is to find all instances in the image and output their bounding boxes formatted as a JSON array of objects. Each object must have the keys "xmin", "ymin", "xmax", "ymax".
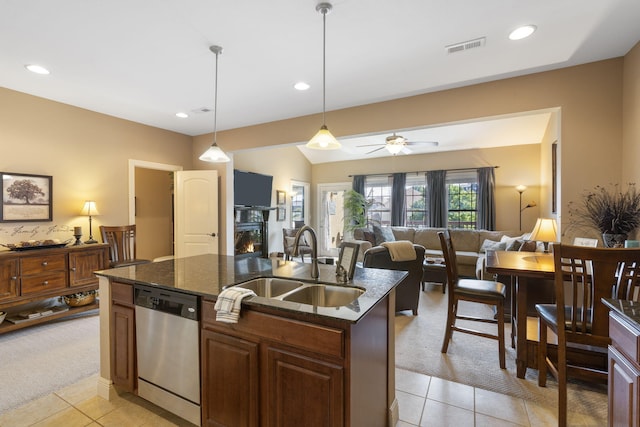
[{"xmin": 0, "ymin": 367, "xmax": 604, "ymax": 426}]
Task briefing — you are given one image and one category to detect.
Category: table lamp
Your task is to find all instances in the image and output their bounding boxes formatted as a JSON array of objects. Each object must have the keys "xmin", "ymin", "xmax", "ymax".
[
  {"xmin": 80, "ymin": 201, "xmax": 100, "ymax": 244},
  {"xmin": 529, "ymin": 218, "xmax": 558, "ymax": 253}
]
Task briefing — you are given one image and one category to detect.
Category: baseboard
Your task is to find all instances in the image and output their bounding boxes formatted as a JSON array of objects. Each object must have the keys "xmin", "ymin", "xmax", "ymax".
[
  {"xmin": 96, "ymin": 376, "xmax": 117, "ymax": 401},
  {"xmin": 388, "ymin": 397, "xmax": 399, "ymax": 427}
]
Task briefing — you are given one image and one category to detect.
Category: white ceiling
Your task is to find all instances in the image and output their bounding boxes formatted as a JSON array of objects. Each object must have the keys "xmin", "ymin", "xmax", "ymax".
[{"xmin": 2, "ymin": 0, "xmax": 639, "ymax": 163}]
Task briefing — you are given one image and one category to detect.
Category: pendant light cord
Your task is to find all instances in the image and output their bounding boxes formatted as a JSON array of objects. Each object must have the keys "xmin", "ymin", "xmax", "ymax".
[
  {"xmin": 213, "ymin": 48, "xmax": 219, "ymax": 145},
  {"xmin": 321, "ymin": 7, "xmax": 327, "ymax": 127}
]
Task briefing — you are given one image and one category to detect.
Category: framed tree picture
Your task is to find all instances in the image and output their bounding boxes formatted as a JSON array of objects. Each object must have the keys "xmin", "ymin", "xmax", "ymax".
[{"xmin": 1, "ymin": 172, "xmax": 53, "ymax": 222}]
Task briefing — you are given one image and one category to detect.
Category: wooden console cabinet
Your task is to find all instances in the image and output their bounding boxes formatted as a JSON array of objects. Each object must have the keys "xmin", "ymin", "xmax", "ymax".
[
  {"xmin": 0, "ymin": 244, "xmax": 108, "ymax": 334},
  {"xmin": 608, "ymin": 310, "xmax": 640, "ymax": 427}
]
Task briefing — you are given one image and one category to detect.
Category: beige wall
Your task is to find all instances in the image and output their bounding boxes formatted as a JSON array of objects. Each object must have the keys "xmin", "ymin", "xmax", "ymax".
[
  {"xmin": 212, "ymin": 59, "xmax": 625, "ymax": 243},
  {"xmin": 623, "ymin": 42, "xmax": 640, "ymax": 188},
  {"xmin": 0, "ymin": 87, "xmax": 192, "ymax": 246},
  {"xmin": 233, "ymin": 145, "xmax": 312, "ymax": 254}
]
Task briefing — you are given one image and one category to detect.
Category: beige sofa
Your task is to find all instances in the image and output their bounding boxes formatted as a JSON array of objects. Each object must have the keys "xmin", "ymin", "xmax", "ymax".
[{"xmin": 353, "ymin": 226, "xmax": 523, "ymax": 278}]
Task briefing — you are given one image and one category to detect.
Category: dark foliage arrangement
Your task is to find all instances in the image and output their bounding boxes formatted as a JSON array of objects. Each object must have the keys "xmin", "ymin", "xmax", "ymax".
[{"xmin": 568, "ymin": 183, "xmax": 640, "ymax": 235}]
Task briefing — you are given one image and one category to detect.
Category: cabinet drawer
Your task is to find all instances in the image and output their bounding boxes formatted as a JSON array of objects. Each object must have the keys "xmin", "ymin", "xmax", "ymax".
[
  {"xmin": 112, "ymin": 281, "xmax": 134, "ymax": 305},
  {"xmin": 610, "ymin": 313, "xmax": 640, "ymax": 365},
  {"xmin": 21, "ymin": 272, "xmax": 67, "ymax": 294},
  {"xmin": 202, "ymin": 300, "xmax": 344, "ymax": 359},
  {"xmin": 21, "ymin": 254, "xmax": 67, "ymax": 275}
]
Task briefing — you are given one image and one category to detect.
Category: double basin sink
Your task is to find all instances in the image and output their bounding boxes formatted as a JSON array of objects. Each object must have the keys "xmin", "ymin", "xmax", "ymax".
[{"xmin": 229, "ymin": 278, "xmax": 364, "ymax": 308}]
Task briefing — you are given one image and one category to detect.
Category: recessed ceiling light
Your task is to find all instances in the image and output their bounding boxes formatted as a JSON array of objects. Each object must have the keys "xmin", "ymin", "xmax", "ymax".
[
  {"xmin": 509, "ymin": 25, "xmax": 537, "ymax": 41},
  {"xmin": 294, "ymin": 82, "xmax": 310, "ymax": 91},
  {"xmin": 175, "ymin": 112, "xmax": 189, "ymax": 118},
  {"xmin": 25, "ymin": 64, "xmax": 50, "ymax": 75}
]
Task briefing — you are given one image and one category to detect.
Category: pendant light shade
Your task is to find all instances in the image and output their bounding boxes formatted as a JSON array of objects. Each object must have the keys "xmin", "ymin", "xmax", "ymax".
[
  {"xmin": 199, "ymin": 45, "xmax": 230, "ymax": 163},
  {"xmin": 306, "ymin": 2, "xmax": 341, "ymax": 150}
]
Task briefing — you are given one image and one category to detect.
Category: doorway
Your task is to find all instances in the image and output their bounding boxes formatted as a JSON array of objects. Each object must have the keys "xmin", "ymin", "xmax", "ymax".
[
  {"xmin": 317, "ymin": 182, "xmax": 351, "ymax": 257},
  {"xmin": 129, "ymin": 159, "xmax": 182, "ymax": 260}
]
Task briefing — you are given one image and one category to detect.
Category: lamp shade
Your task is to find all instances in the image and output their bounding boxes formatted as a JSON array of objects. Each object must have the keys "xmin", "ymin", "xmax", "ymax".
[
  {"xmin": 529, "ymin": 218, "xmax": 557, "ymax": 243},
  {"xmin": 306, "ymin": 125, "xmax": 341, "ymax": 150},
  {"xmin": 199, "ymin": 144, "xmax": 230, "ymax": 162},
  {"xmin": 80, "ymin": 201, "xmax": 99, "ymax": 216}
]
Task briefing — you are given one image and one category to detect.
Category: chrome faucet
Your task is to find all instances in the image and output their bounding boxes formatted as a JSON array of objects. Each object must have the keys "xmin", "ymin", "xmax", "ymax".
[{"xmin": 292, "ymin": 225, "xmax": 319, "ymax": 279}]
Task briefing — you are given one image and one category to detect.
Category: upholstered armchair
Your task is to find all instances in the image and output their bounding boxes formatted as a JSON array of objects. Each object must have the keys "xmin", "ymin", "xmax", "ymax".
[
  {"xmin": 282, "ymin": 228, "xmax": 313, "ymax": 262},
  {"xmin": 363, "ymin": 244, "xmax": 426, "ymax": 315}
]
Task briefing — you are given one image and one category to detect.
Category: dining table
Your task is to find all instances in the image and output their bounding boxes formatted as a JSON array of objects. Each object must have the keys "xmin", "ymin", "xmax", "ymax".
[{"xmin": 485, "ymin": 249, "xmax": 555, "ymax": 378}]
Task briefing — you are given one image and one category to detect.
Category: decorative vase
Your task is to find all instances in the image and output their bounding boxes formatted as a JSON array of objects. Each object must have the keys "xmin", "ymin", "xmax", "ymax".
[{"xmin": 602, "ymin": 233, "xmax": 627, "ymax": 248}]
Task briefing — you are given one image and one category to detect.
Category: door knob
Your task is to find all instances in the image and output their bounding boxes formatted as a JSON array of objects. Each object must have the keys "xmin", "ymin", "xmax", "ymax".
[{"xmin": 210, "ymin": 233, "xmax": 217, "ymax": 237}]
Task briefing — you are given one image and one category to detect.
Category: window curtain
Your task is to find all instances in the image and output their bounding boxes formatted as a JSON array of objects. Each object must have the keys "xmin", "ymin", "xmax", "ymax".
[
  {"xmin": 352, "ymin": 175, "xmax": 365, "ymax": 196},
  {"xmin": 427, "ymin": 170, "xmax": 447, "ymax": 227},
  {"xmin": 391, "ymin": 173, "xmax": 406, "ymax": 226},
  {"xmin": 477, "ymin": 167, "xmax": 496, "ymax": 230}
]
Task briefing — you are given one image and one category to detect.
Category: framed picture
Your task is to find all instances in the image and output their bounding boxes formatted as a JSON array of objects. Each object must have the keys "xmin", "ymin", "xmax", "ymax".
[
  {"xmin": 1, "ymin": 172, "xmax": 53, "ymax": 222},
  {"xmin": 277, "ymin": 206, "xmax": 286, "ymax": 221},
  {"xmin": 338, "ymin": 242, "xmax": 359, "ymax": 280},
  {"xmin": 276, "ymin": 190, "xmax": 286, "ymax": 205}
]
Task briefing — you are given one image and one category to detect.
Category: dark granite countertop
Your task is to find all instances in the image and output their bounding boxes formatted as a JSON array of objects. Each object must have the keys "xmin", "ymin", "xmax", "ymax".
[
  {"xmin": 602, "ymin": 298, "xmax": 640, "ymax": 331},
  {"xmin": 95, "ymin": 254, "xmax": 407, "ymax": 323}
]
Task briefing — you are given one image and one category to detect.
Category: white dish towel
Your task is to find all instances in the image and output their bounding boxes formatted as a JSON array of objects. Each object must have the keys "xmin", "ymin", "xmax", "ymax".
[{"xmin": 214, "ymin": 287, "xmax": 256, "ymax": 323}]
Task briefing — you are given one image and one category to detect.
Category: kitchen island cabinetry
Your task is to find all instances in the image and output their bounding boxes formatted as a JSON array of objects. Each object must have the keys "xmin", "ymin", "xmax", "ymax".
[
  {"xmin": 604, "ymin": 299, "xmax": 640, "ymax": 427},
  {"xmin": 201, "ymin": 294, "xmax": 389, "ymax": 427},
  {"xmin": 110, "ymin": 281, "xmax": 137, "ymax": 393},
  {"xmin": 97, "ymin": 255, "xmax": 404, "ymax": 427}
]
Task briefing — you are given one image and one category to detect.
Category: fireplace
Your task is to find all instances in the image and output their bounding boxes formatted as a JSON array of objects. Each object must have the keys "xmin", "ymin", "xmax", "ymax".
[{"xmin": 234, "ymin": 206, "xmax": 274, "ymax": 259}]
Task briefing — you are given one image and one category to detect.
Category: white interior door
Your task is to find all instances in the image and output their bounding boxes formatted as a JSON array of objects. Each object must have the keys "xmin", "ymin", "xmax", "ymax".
[
  {"xmin": 317, "ymin": 182, "xmax": 351, "ymax": 257},
  {"xmin": 174, "ymin": 170, "xmax": 219, "ymax": 258}
]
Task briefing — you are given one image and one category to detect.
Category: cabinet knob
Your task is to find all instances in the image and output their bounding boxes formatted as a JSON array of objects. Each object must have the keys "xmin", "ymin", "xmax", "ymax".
[
  {"xmin": 43, "ymin": 281, "xmax": 49, "ymax": 286},
  {"xmin": 11, "ymin": 276, "xmax": 17, "ymax": 280},
  {"xmin": 42, "ymin": 261, "xmax": 48, "ymax": 266},
  {"xmin": 210, "ymin": 232, "xmax": 217, "ymax": 237},
  {"xmin": 71, "ymin": 267, "xmax": 76, "ymax": 271}
]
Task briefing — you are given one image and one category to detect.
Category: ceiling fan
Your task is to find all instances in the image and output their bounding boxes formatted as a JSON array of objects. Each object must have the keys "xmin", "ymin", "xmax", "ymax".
[{"xmin": 357, "ymin": 133, "xmax": 439, "ymax": 155}]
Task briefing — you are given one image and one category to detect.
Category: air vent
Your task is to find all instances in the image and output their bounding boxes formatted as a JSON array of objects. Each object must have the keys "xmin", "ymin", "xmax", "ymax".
[{"xmin": 445, "ymin": 37, "xmax": 486, "ymax": 54}]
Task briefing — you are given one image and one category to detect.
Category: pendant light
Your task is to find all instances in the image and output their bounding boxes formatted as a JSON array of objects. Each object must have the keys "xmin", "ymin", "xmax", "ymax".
[
  {"xmin": 199, "ymin": 45, "xmax": 231, "ymax": 163},
  {"xmin": 306, "ymin": 2, "xmax": 341, "ymax": 150}
]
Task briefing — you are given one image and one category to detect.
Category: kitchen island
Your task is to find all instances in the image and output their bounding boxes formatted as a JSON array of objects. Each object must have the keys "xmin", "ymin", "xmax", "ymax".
[{"xmin": 95, "ymin": 254, "xmax": 407, "ymax": 427}]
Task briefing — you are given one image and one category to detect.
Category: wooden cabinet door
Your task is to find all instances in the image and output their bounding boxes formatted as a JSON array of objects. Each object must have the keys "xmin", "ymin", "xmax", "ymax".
[
  {"xmin": 265, "ymin": 346, "xmax": 344, "ymax": 427},
  {"xmin": 111, "ymin": 303, "xmax": 136, "ymax": 392},
  {"xmin": 69, "ymin": 248, "xmax": 106, "ymax": 287},
  {"xmin": 0, "ymin": 258, "xmax": 19, "ymax": 301},
  {"xmin": 609, "ymin": 345, "xmax": 640, "ymax": 427},
  {"xmin": 201, "ymin": 329, "xmax": 259, "ymax": 427}
]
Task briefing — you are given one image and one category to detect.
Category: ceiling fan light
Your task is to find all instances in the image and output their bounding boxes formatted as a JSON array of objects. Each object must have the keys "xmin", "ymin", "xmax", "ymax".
[
  {"xmin": 386, "ymin": 143, "xmax": 404, "ymax": 155},
  {"xmin": 199, "ymin": 143, "xmax": 230, "ymax": 162},
  {"xmin": 307, "ymin": 125, "xmax": 341, "ymax": 150}
]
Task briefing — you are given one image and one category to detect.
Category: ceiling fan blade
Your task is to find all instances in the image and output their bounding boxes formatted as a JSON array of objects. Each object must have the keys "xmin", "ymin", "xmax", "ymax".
[
  {"xmin": 401, "ymin": 146, "xmax": 412, "ymax": 154},
  {"xmin": 366, "ymin": 146, "xmax": 386, "ymax": 154},
  {"xmin": 357, "ymin": 143, "xmax": 385, "ymax": 148},
  {"xmin": 406, "ymin": 141, "xmax": 439, "ymax": 147}
]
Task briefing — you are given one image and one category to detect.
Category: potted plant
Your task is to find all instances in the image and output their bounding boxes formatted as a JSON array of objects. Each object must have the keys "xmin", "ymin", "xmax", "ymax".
[
  {"xmin": 342, "ymin": 189, "xmax": 372, "ymax": 237},
  {"xmin": 568, "ymin": 183, "xmax": 640, "ymax": 247}
]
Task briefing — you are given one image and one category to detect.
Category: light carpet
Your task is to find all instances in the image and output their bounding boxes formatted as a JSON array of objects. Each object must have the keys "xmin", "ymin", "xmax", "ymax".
[
  {"xmin": 395, "ymin": 285, "xmax": 608, "ymax": 421},
  {"xmin": 0, "ymin": 312, "xmax": 99, "ymax": 415}
]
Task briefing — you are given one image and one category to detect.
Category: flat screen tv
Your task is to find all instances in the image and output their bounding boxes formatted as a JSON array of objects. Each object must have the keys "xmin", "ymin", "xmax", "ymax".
[{"xmin": 234, "ymin": 169, "xmax": 273, "ymax": 207}]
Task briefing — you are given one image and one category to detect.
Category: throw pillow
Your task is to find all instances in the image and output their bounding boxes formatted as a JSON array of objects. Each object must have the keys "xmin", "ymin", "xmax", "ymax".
[
  {"xmin": 519, "ymin": 240, "xmax": 537, "ymax": 252},
  {"xmin": 373, "ymin": 225, "xmax": 395, "ymax": 246},
  {"xmin": 506, "ymin": 239, "xmax": 524, "ymax": 251},
  {"xmin": 480, "ymin": 239, "xmax": 507, "ymax": 253}
]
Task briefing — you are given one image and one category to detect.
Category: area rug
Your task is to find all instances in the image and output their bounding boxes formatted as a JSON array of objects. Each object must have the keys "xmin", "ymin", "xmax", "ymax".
[
  {"xmin": 395, "ymin": 285, "xmax": 608, "ymax": 421},
  {"xmin": 0, "ymin": 312, "xmax": 99, "ymax": 414}
]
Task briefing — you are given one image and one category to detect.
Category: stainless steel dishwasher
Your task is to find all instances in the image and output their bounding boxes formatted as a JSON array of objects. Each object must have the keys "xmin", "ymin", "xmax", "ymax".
[{"xmin": 134, "ymin": 284, "xmax": 201, "ymax": 426}]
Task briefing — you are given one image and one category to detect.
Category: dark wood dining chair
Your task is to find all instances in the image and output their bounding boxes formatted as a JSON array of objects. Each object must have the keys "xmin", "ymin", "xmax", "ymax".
[
  {"xmin": 536, "ymin": 244, "xmax": 640, "ymax": 427},
  {"xmin": 100, "ymin": 225, "xmax": 150, "ymax": 268},
  {"xmin": 438, "ymin": 230, "xmax": 508, "ymax": 368}
]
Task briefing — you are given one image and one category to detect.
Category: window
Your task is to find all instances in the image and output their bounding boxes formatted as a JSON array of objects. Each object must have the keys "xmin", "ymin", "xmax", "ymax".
[
  {"xmin": 364, "ymin": 176, "xmax": 392, "ymax": 226},
  {"xmin": 405, "ymin": 174, "xmax": 428, "ymax": 227},
  {"xmin": 446, "ymin": 171, "xmax": 478, "ymax": 229}
]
